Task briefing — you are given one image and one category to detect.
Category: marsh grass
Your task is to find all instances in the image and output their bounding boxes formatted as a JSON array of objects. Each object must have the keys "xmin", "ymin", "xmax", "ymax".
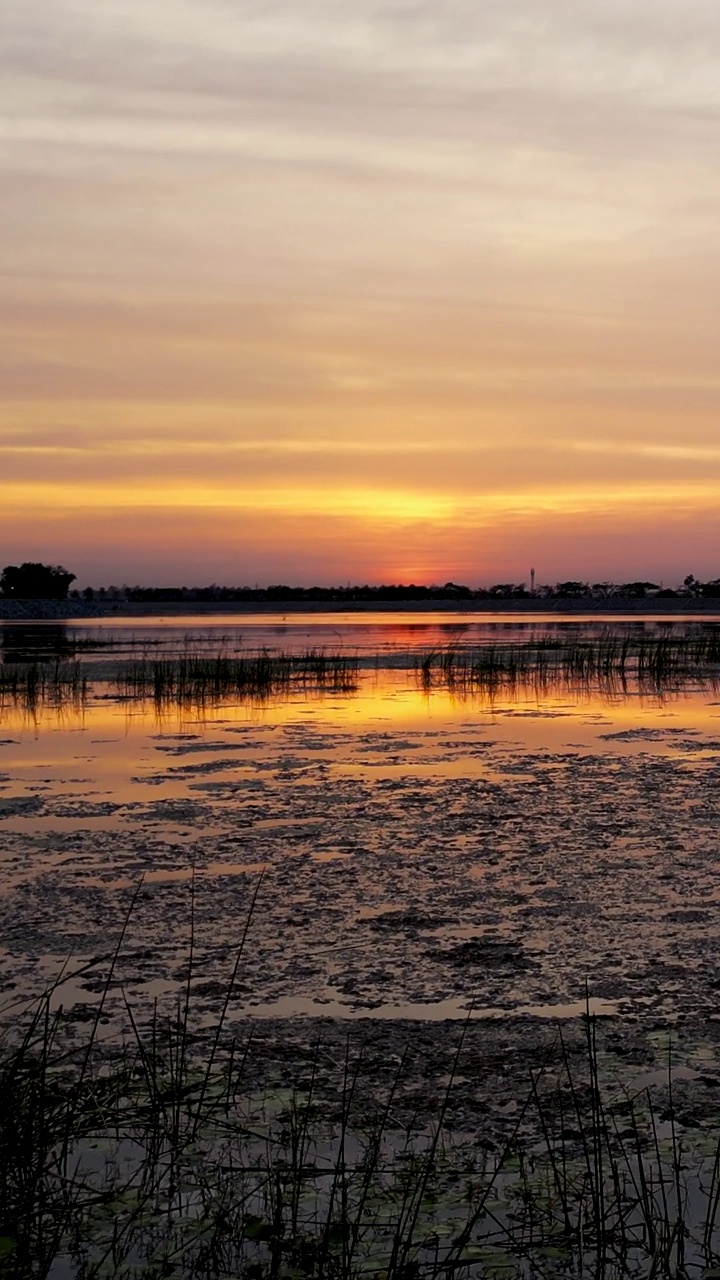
[
  {"xmin": 115, "ymin": 649, "xmax": 359, "ymax": 709},
  {"xmin": 417, "ymin": 629, "xmax": 720, "ymax": 697},
  {"xmin": 4, "ymin": 901, "xmax": 720, "ymax": 1280},
  {"xmin": 0, "ymin": 650, "xmax": 358, "ymax": 717},
  {"xmin": 0, "ymin": 660, "xmax": 88, "ymax": 714},
  {"xmin": 5, "ymin": 632, "xmax": 720, "ymax": 716}
]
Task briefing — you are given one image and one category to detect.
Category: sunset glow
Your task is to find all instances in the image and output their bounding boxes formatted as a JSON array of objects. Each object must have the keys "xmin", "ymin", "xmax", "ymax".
[{"xmin": 3, "ymin": 0, "xmax": 720, "ymax": 585}]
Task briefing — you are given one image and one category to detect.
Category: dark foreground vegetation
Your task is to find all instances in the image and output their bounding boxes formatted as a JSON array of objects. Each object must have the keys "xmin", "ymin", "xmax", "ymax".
[{"xmin": 3, "ymin": 937, "xmax": 720, "ymax": 1280}]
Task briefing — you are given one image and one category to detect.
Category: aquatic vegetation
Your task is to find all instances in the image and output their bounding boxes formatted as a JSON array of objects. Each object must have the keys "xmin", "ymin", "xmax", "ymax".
[
  {"xmin": 417, "ymin": 628, "xmax": 720, "ymax": 695},
  {"xmin": 115, "ymin": 648, "xmax": 359, "ymax": 707},
  {"xmin": 4, "ymin": 623, "xmax": 720, "ymax": 717},
  {"xmin": 4, "ymin": 956, "xmax": 720, "ymax": 1278},
  {"xmin": 0, "ymin": 648, "xmax": 358, "ymax": 716},
  {"xmin": 0, "ymin": 659, "xmax": 88, "ymax": 712}
]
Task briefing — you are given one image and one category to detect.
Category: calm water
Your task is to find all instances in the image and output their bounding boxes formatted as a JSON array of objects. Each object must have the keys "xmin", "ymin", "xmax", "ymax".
[{"xmin": 2, "ymin": 613, "xmax": 720, "ymax": 1028}]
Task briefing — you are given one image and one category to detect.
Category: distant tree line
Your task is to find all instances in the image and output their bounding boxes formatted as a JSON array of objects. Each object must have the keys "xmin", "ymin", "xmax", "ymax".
[
  {"xmin": 4, "ymin": 562, "xmax": 720, "ymax": 602},
  {"xmin": 75, "ymin": 581, "xmax": 476, "ymax": 603},
  {"xmin": 72, "ymin": 576, "xmax": 720, "ymax": 602}
]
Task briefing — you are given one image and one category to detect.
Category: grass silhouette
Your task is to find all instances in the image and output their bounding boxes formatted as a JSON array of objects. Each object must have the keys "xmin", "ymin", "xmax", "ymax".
[{"xmin": 3, "ymin": 890, "xmax": 720, "ymax": 1278}]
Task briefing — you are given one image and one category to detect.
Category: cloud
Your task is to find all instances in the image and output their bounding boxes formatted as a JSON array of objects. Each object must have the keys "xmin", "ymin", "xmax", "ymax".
[
  {"xmin": 3, "ymin": 0, "xmax": 720, "ymax": 580},
  {"xmin": 5, "ymin": 0, "xmax": 720, "ymax": 186}
]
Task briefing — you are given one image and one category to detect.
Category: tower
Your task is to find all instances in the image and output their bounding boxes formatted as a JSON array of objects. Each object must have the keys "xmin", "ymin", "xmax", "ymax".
[{"xmin": 530, "ymin": 567, "xmax": 535, "ymax": 595}]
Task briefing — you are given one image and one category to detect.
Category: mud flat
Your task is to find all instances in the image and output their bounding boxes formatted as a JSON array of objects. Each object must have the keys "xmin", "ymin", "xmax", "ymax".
[
  {"xmin": 4, "ymin": 702, "xmax": 720, "ymax": 1018},
  {"xmin": 4, "ymin": 684, "xmax": 720, "ymax": 1106}
]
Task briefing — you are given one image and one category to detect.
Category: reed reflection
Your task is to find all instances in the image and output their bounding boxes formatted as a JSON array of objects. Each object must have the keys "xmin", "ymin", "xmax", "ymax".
[
  {"xmin": 416, "ymin": 629, "xmax": 720, "ymax": 700},
  {"xmin": 2, "ymin": 625, "xmax": 720, "ymax": 722},
  {"xmin": 1, "ymin": 624, "xmax": 71, "ymax": 664}
]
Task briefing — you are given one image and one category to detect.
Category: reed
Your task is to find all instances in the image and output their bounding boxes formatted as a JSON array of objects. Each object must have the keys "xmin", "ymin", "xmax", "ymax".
[
  {"xmin": 115, "ymin": 648, "xmax": 359, "ymax": 708},
  {"xmin": 417, "ymin": 628, "xmax": 720, "ymax": 696},
  {"xmin": 3, "ymin": 933, "xmax": 720, "ymax": 1279},
  {"xmin": 0, "ymin": 660, "xmax": 88, "ymax": 713}
]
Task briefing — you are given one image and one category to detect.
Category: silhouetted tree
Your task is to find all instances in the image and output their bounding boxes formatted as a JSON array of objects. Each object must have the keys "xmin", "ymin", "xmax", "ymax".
[
  {"xmin": 617, "ymin": 581, "xmax": 660, "ymax": 598},
  {"xmin": 0, "ymin": 563, "xmax": 76, "ymax": 600}
]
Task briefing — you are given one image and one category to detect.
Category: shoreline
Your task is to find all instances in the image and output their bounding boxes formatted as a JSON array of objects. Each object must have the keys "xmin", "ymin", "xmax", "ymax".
[{"xmin": 3, "ymin": 596, "xmax": 720, "ymax": 621}]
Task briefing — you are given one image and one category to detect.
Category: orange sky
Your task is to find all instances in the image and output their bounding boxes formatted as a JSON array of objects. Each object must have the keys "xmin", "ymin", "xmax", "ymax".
[{"xmin": 3, "ymin": 0, "xmax": 720, "ymax": 587}]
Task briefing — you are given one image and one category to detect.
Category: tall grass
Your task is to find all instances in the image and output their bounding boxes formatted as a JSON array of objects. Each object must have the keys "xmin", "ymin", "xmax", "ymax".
[
  {"xmin": 115, "ymin": 649, "xmax": 359, "ymax": 709},
  {"xmin": 417, "ymin": 629, "xmax": 720, "ymax": 696},
  {"xmin": 0, "ymin": 650, "xmax": 359, "ymax": 717},
  {"xmin": 0, "ymin": 660, "xmax": 88, "ymax": 713},
  {"xmin": 4, "ymin": 920, "xmax": 720, "ymax": 1279}
]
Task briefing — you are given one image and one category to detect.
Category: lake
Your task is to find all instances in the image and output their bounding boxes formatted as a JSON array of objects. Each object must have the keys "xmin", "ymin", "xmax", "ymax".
[
  {"xmin": 2, "ymin": 611, "xmax": 720, "ymax": 1029},
  {"xmin": 6, "ymin": 612, "xmax": 720, "ymax": 1276}
]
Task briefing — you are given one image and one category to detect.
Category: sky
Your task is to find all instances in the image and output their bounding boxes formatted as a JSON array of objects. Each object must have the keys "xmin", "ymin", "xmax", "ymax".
[{"xmin": 2, "ymin": 0, "xmax": 720, "ymax": 588}]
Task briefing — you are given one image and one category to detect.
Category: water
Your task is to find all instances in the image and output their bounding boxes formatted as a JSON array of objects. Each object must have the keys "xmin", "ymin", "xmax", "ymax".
[
  {"xmin": 2, "ymin": 613, "xmax": 720, "ymax": 1027},
  {"xmin": 7, "ymin": 614, "xmax": 720, "ymax": 1277}
]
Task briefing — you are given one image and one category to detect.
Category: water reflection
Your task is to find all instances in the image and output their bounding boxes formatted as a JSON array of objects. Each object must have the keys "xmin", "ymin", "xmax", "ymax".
[
  {"xmin": 4, "ymin": 658, "xmax": 720, "ymax": 1025},
  {"xmin": 1, "ymin": 623, "xmax": 71, "ymax": 664},
  {"xmin": 54, "ymin": 611, "xmax": 720, "ymax": 664},
  {"xmin": 2, "ymin": 615, "xmax": 720, "ymax": 720},
  {"xmin": 3, "ymin": 666, "xmax": 720, "ymax": 744},
  {"xmin": 2, "ymin": 663, "xmax": 720, "ymax": 725}
]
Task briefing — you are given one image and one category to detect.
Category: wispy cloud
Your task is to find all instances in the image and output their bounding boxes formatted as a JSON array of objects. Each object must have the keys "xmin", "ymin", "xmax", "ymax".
[
  {"xmin": 3, "ymin": 0, "xmax": 720, "ymax": 580},
  {"xmin": 569, "ymin": 440, "xmax": 720, "ymax": 463}
]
